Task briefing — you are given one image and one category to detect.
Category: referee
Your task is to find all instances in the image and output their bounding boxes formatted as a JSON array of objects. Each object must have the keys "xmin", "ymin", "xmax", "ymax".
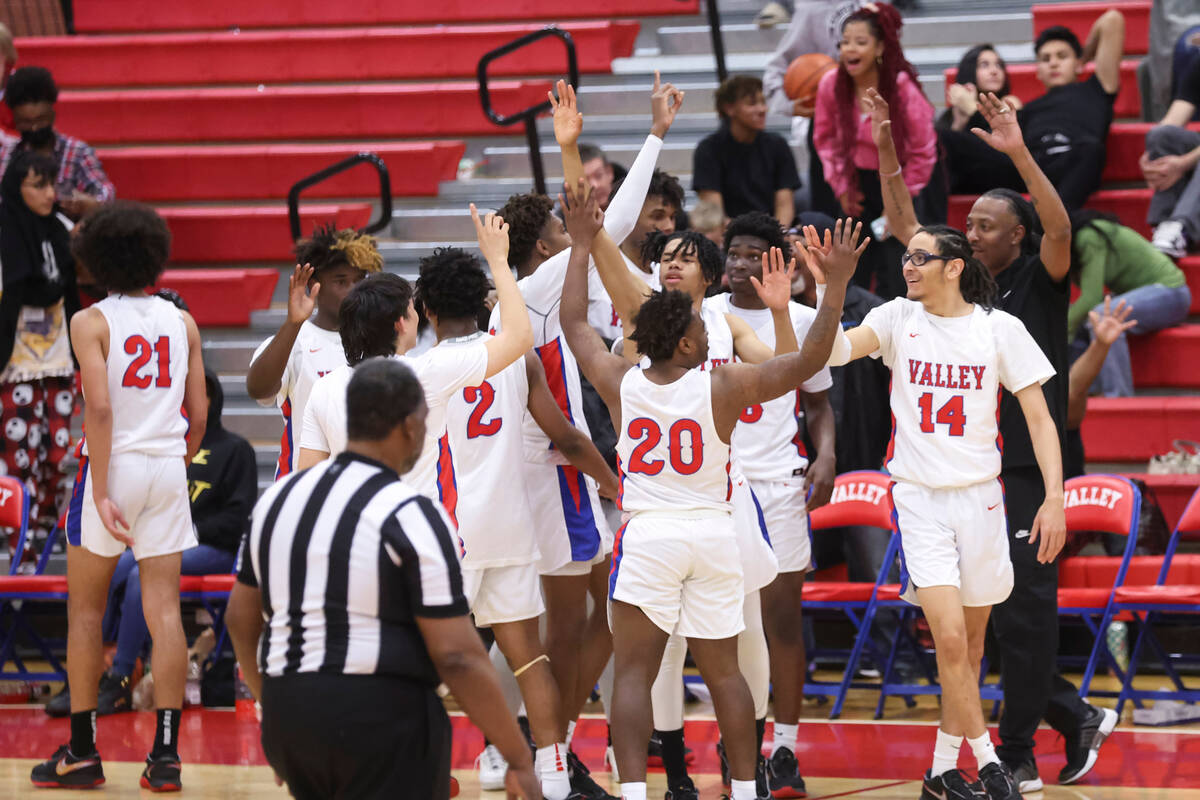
[{"xmin": 226, "ymin": 358, "xmax": 540, "ymax": 800}]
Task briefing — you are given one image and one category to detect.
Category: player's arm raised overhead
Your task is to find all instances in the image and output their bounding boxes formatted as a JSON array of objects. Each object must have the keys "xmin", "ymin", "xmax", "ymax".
[
  {"xmin": 180, "ymin": 311, "xmax": 208, "ymax": 464},
  {"xmin": 971, "ymin": 92, "xmax": 1072, "ymax": 280},
  {"xmin": 471, "ymin": 204, "xmax": 534, "ymax": 378},
  {"xmin": 558, "ymin": 184, "xmax": 633, "ymax": 420},
  {"xmin": 864, "ymin": 88, "xmax": 920, "ymax": 247},
  {"xmin": 710, "ymin": 221, "xmax": 865, "ymax": 438},
  {"xmin": 245, "ymin": 262, "xmax": 316, "ymax": 400},
  {"xmin": 524, "ymin": 352, "xmax": 621, "ymax": 499},
  {"xmin": 726, "ymin": 246, "xmax": 801, "ymax": 364}
]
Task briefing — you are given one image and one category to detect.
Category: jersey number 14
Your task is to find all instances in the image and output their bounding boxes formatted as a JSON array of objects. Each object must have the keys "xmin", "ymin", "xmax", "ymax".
[
  {"xmin": 916, "ymin": 392, "xmax": 965, "ymax": 437},
  {"xmin": 122, "ymin": 335, "xmax": 172, "ymax": 389}
]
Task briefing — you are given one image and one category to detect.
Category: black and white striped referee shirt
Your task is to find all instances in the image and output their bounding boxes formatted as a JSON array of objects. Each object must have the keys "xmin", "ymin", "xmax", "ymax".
[{"xmin": 236, "ymin": 450, "xmax": 467, "ymax": 684}]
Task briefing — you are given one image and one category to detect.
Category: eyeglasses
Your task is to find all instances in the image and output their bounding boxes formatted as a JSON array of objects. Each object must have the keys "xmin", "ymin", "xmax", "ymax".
[{"xmin": 901, "ymin": 251, "xmax": 952, "ymax": 267}]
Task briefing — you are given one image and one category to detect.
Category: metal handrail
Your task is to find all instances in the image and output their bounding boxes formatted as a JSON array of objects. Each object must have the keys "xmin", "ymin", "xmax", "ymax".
[
  {"xmin": 477, "ymin": 26, "xmax": 579, "ymax": 196},
  {"xmin": 287, "ymin": 152, "xmax": 393, "ymax": 242},
  {"xmin": 706, "ymin": 0, "xmax": 728, "ymax": 83}
]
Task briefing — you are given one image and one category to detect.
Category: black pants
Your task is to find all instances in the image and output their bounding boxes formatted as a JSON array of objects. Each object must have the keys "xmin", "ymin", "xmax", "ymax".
[
  {"xmin": 991, "ymin": 467, "xmax": 1092, "ymax": 765},
  {"xmin": 262, "ymin": 673, "xmax": 452, "ymax": 800}
]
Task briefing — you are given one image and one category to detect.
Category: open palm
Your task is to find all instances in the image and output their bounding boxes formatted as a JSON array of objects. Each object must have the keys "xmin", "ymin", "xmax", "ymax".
[
  {"xmin": 549, "ymin": 79, "xmax": 583, "ymax": 147},
  {"xmin": 751, "ymin": 246, "xmax": 797, "ymax": 311},
  {"xmin": 971, "ymin": 91, "xmax": 1024, "ymax": 155}
]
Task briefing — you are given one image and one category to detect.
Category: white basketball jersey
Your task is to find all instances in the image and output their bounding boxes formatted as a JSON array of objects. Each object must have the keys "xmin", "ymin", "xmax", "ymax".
[
  {"xmin": 861, "ymin": 299, "xmax": 1055, "ymax": 488},
  {"xmin": 87, "ymin": 294, "xmax": 189, "ymax": 457},
  {"xmin": 697, "ymin": 296, "xmax": 736, "ymax": 372},
  {"xmin": 439, "ymin": 334, "xmax": 537, "ymax": 567},
  {"xmin": 588, "ymin": 257, "xmax": 661, "ymax": 342},
  {"xmin": 251, "ymin": 320, "xmax": 345, "ymax": 479},
  {"xmin": 712, "ymin": 295, "xmax": 834, "ymax": 481},
  {"xmin": 617, "ymin": 368, "xmax": 731, "ymax": 514}
]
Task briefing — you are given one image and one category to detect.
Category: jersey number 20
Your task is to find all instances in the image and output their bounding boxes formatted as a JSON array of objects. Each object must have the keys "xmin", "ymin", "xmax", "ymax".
[
  {"xmin": 122, "ymin": 335, "xmax": 171, "ymax": 389},
  {"xmin": 463, "ymin": 382, "xmax": 502, "ymax": 439},
  {"xmin": 626, "ymin": 417, "xmax": 704, "ymax": 476}
]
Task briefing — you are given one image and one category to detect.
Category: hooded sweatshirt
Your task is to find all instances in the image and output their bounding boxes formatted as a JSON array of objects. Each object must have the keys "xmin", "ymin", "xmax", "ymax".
[{"xmin": 188, "ymin": 369, "xmax": 258, "ymax": 553}]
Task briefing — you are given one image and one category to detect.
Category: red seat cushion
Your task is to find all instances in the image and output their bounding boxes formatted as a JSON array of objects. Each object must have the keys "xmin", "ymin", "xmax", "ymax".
[
  {"xmin": 0, "ymin": 575, "xmax": 68, "ymax": 594},
  {"xmin": 1114, "ymin": 585, "xmax": 1200, "ymax": 605},
  {"xmin": 876, "ymin": 584, "xmax": 902, "ymax": 601},
  {"xmin": 802, "ymin": 583, "xmax": 875, "ymax": 603},
  {"xmin": 201, "ymin": 575, "xmax": 237, "ymax": 593},
  {"xmin": 1058, "ymin": 587, "xmax": 1114, "ymax": 609},
  {"xmin": 179, "ymin": 576, "xmax": 206, "ymax": 593}
]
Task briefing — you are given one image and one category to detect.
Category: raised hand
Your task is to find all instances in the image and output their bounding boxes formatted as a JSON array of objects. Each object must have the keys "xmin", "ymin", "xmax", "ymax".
[
  {"xmin": 471, "ymin": 203, "xmax": 510, "ymax": 267},
  {"xmin": 971, "ymin": 91, "xmax": 1025, "ymax": 155},
  {"xmin": 861, "ymin": 87, "xmax": 892, "ymax": 150},
  {"xmin": 805, "ymin": 219, "xmax": 869, "ymax": 288},
  {"xmin": 750, "ymin": 246, "xmax": 797, "ymax": 311},
  {"xmin": 1088, "ymin": 295, "xmax": 1137, "ymax": 346},
  {"xmin": 560, "ymin": 177, "xmax": 603, "ymax": 247},
  {"xmin": 286, "ymin": 262, "xmax": 318, "ymax": 325},
  {"xmin": 650, "ymin": 70, "xmax": 685, "ymax": 139},
  {"xmin": 549, "ymin": 78, "xmax": 583, "ymax": 147}
]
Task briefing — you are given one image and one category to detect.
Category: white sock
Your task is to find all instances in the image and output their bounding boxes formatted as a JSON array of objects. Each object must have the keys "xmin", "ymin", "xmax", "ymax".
[
  {"xmin": 566, "ymin": 720, "xmax": 576, "ymax": 749},
  {"xmin": 731, "ymin": 778, "xmax": 758, "ymax": 799},
  {"xmin": 771, "ymin": 722, "xmax": 798, "ymax": 756},
  {"xmin": 931, "ymin": 729, "xmax": 962, "ymax": 776},
  {"xmin": 966, "ymin": 731, "xmax": 1001, "ymax": 769},
  {"xmin": 535, "ymin": 743, "xmax": 570, "ymax": 800},
  {"xmin": 620, "ymin": 781, "xmax": 647, "ymax": 800}
]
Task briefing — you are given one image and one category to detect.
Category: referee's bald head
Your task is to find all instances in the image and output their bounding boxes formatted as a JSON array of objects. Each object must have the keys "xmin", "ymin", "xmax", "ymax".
[{"xmin": 346, "ymin": 358, "xmax": 427, "ymax": 453}]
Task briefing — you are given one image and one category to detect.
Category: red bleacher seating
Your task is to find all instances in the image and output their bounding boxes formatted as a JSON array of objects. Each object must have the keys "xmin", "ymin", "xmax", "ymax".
[
  {"xmin": 17, "ymin": 22, "xmax": 639, "ymax": 86},
  {"xmin": 1123, "ymin": 474, "xmax": 1200, "ymax": 533},
  {"xmin": 1032, "ymin": 2, "xmax": 1151, "ymax": 57},
  {"xmin": 949, "ymin": 189, "xmax": 1153, "ymax": 237},
  {"xmin": 56, "ymin": 82, "xmax": 552, "ymax": 144},
  {"xmin": 947, "ymin": 61, "xmax": 1142, "ymax": 120},
  {"xmin": 100, "ymin": 142, "xmax": 463, "ymax": 203},
  {"xmin": 161, "ymin": 204, "xmax": 371, "ymax": 264},
  {"xmin": 1130, "ymin": 327, "xmax": 1200, "ymax": 389},
  {"xmin": 1182, "ymin": 257, "xmax": 1200, "ymax": 314},
  {"xmin": 156, "ymin": 269, "xmax": 278, "ymax": 326},
  {"xmin": 1081, "ymin": 397, "xmax": 1200, "ymax": 462},
  {"xmin": 72, "ymin": 0, "xmax": 699, "ymax": 32},
  {"xmin": 1103, "ymin": 123, "xmax": 1200, "ymax": 182}
]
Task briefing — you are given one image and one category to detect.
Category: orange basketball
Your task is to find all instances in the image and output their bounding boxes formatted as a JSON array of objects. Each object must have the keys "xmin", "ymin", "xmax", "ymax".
[{"xmin": 784, "ymin": 53, "xmax": 836, "ymax": 102}]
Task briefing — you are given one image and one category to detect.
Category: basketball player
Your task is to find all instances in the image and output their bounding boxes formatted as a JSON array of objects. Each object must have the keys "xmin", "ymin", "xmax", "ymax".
[
  {"xmin": 420, "ymin": 242, "xmax": 622, "ymax": 800},
  {"xmin": 246, "ymin": 225, "xmax": 381, "ymax": 479},
  {"xmin": 32, "ymin": 202, "xmax": 207, "ymax": 792},
  {"xmin": 558, "ymin": 182, "xmax": 864, "ymax": 800},
  {"xmin": 808, "ymin": 220, "xmax": 1066, "ymax": 800}
]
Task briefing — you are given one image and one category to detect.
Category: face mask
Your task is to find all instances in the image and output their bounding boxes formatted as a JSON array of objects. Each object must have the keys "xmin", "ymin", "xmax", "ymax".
[{"xmin": 19, "ymin": 127, "xmax": 55, "ymax": 149}]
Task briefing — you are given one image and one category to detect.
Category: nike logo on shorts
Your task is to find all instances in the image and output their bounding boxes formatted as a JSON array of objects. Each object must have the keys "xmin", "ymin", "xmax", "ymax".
[
  {"xmin": 908, "ymin": 333, "xmax": 919, "ymax": 338},
  {"xmin": 987, "ymin": 502, "xmax": 1000, "ymax": 511},
  {"xmin": 1015, "ymin": 529, "xmax": 1030, "ymax": 539}
]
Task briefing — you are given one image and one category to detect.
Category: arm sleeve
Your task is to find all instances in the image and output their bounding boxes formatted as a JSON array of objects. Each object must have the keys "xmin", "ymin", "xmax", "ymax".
[
  {"xmin": 603, "ymin": 134, "xmax": 664, "ymax": 245},
  {"xmin": 996, "ymin": 313, "xmax": 1056, "ymax": 393},
  {"xmin": 691, "ymin": 134, "xmax": 722, "ymax": 193},
  {"xmin": 298, "ymin": 380, "xmax": 331, "ymax": 453},
  {"xmin": 860, "ymin": 300, "xmax": 898, "ymax": 367},
  {"xmin": 897, "ymin": 75, "xmax": 938, "ymax": 195},
  {"xmin": 384, "ymin": 496, "xmax": 469, "ymax": 618},
  {"xmin": 812, "ymin": 72, "xmax": 849, "ymax": 199},
  {"xmin": 792, "ymin": 306, "xmax": 834, "ymax": 391},
  {"xmin": 1067, "ymin": 228, "xmax": 1107, "ymax": 336}
]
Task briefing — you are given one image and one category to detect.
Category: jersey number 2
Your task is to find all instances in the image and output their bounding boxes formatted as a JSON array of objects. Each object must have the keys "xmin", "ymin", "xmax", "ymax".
[
  {"xmin": 917, "ymin": 393, "xmax": 965, "ymax": 437},
  {"xmin": 626, "ymin": 418, "xmax": 704, "ymax": 476},
  {"xmin": 122, "ymin": 336, "xmax": 171, "ymax": 389},
  {"xmin": 463, "ymin": 382, "xmax": 501, "ymax": 439}
]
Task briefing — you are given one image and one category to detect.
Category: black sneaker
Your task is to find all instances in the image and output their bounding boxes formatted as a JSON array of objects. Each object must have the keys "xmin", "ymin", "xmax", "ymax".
[
  {"xmin": 767, "ymin": 747, "xmax": 808, "ymax": 798},
  {"xmin": 96, "ymin": 670, "xmax": 132, "ymax": 716},
  {"xmin": 756, "ymin": 755, "xmax": 771, "ymax": 799},
  {"xmin": 665, "ymin": 775, "xmax": 699, "ymax": 800},
  {"xmin": 978, "ymin": 762, "xmax": 1020, "ymax": 800},
  {"xmin": 717, "ymin": 739, "xmax": 730, "ymax": 787},
  {"xmin": 1059, "ymin": 704, "xmax": 1118, "ymax": 785},
  {"xmin": 567, "ymin": 749, "xmax": 616, "ymax": 800},
  {"xmin": 140, "ymin": 754, "xmax": 182, "ymax": 792},
  {"xmin": 920, "ymin": 769, "xmax": 985, "ymax": 800},
  {"xmin": 1004, "ymin": 759, "xmax": 1043, "ymax": 793},
  {"xmin": 30, "ymin": 744, "xmax": 105, "ymax": 789},
  {"xmin": 44, "ymin": 683, "xmax": 71, "ymax": 718}
]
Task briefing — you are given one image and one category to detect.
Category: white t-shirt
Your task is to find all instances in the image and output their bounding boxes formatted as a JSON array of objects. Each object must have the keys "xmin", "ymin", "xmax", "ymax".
[
  {"xmin": 713, "ymin": 296, "xmax": 834, "ymax": 481},
  {"xmin": 251, "ymin": 320, "xmax": 345, "ymax": 479},
  {"xmin": 861, "ymin": 299, "xmax": 1055, "ymax": 489}
]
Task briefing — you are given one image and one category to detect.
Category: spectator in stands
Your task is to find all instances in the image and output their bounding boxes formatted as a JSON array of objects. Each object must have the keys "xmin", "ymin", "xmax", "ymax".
[
  {"xmin": 46, "ymin": 368, "xmax": 258, "ymax": 716},
  {"xmin": 1143, "ymin": 1, "xmax": 1200, "ymax": 120},
  {"xmin": 0, "ymin": 67, "xmax": 114, "ymax": 221},
  {"xmin": 812, "ymin": 4, "xmax": 936, "ymax": 299},
  {"xmin": 0, "ymin": 150, "xmax": 79, "ymax": 568},
  {"xmin": 936, "ymin": 44, "xmax": 1026, "ymax": 195},
  {"xmin": 578, "ymin": 143, "xmax": 626, "ymax": 212},
  {"xmin": 1067, "ymin": 210, "xmax": 1190, "ymax": 397},
  {"xmin": 0, "ymin": 24, "xmax": 17, "ymax": 134},
  {"xmin": 1065, "ymin": 297, "xmax": 1136, "ymax": 480},
  {"xmin": 690, "ymin": 199, "xmax": 726, "ymax": 249},
  {"xmin": 693, "ymin": 74, "xmax": 801, "ymax": 224},
  {"xmin": 1141, "ymin": 57, "xmax": 1200, "ymax": 258},
  {"xmin": 1019, "ymin": 12, "xmax": 1125, "ymax": 211}
]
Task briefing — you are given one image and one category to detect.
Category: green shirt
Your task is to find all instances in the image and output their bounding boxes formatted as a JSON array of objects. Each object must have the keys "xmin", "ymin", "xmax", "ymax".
[{"xmin": 1068, "ymin": 219, "xmax": 1186, "ymax": 335}]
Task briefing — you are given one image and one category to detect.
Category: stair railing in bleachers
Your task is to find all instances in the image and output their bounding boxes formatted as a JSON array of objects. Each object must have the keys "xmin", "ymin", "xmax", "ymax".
[
  {"xmin": 286, "ymin": 152, "xmax": 393, "ymax": 242},
  {"xmin": 477, "ymin": 26, "xmax": 579, "ymax": 196},
  {"xmin": 706, "ymin": 0, "xmax": 728, "ymax": 83}
]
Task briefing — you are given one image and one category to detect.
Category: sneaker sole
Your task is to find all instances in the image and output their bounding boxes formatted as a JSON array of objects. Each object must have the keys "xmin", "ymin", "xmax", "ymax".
[
  {"xmin": 1017, "ymin": 776, "xmax": 1044, "ymax": 792},
  {"xmin": 1060, "ymin": 707, "xmax": 1118, "ymax": 785},
  {"xmin": 140, "ymin": 776, "xmax": 181, "ymax": 792},
  {"xmin": 478, "ymin": 775, "xmax": 506, "ymax": 791},
  {"xmin": 771, "ymin": 788, "xmax": 808, "ymax": 798},
  {"xmin": 32, "ymin": 777, "xmax": 105, "ymax": 789}
]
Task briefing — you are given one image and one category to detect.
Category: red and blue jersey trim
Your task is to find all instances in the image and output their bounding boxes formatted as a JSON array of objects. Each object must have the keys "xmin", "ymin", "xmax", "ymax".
[
  {"xmin": 274, "ymin": 397, "xmax": 293, "ymax": 481},
  {"xmin": 557, "ymin": 464, "xmax": 600, "ymax": 561},
  {"xmin": 66, "ymin": 455, "xmax": 88, "ymax": 548},
  {"xmin": 608, "ymin": 520, "xmax": 628, "ymax": 600},
  {"xmin": 436, "ymin": 433, "xmax": 460, "ymax": 532}
]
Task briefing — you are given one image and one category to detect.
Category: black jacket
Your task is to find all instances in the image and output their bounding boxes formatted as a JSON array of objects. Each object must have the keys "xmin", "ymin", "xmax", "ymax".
[{"xmin": 189, "ymin": 370, "xmax": 258, "ymax": 554}]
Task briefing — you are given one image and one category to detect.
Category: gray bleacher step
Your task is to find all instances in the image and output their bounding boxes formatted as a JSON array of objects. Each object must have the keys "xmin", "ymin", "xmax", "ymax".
[
  {"xmin": 532, "ymin": 110, "xmax": 788, "ymax": 138},
  {"xmin": 577, "ymin": 81, "xmax": 717, "ymax": 116},
  {"xmin": 203, "ymin": 339, "xmax": 259, "ymax": 373},
  {"xmin": 222, "ymin": 406, "xmax": 284, "ymax": 442},
  {"xmin": 477, "ymin": 140, "xmax": 696, "ymax": 179}
]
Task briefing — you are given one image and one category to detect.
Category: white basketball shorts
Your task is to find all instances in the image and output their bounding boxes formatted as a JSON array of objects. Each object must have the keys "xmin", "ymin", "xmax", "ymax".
[
  {"xmin": 524, "ymin": 460, "xmax": 613, "ymax": 576},
  {"xmin": 747, "ymin": 476, "xmax": 811, "ymax": 574},
  {"xmin": 731, "ymin": 477, "xmax": 780, "ymax": 593},
  {"xmin": 891, "ymin": 478, "xmax": 1013, "ymax": 608},
  {"xmin": 462, "ymin": 561, "xmax": 546, "ymax": 627}
]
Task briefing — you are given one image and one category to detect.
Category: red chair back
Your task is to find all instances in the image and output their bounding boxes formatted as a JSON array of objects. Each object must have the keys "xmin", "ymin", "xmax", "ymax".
[
  {"xmin": 1064, "ymin": 474, "xmax": 1141, "ymax": 538},
  {"xmin": 0, "ymin": 476, "xmax": 31, "ymax": 576},
  {"xmin": 808, "ymin": 471, "xmax": 894, "ymax": 531},
  {"xmin": 1177, "ymin": 488, "xmax": 1200, "ymax": 542}
]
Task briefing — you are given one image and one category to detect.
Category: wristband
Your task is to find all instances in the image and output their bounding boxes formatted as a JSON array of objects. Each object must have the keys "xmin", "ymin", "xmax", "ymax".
[{"xmin": 880, "ymin": 165, "xmax": 902, "ymax": 179}]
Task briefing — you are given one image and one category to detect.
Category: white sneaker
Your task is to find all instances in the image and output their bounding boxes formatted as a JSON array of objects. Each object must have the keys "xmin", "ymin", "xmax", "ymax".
[
  {"xmin": 604, "ymin": 744, "xmax": 621, "ymax": 783},
  {"xmin": 476, "ymin": 744, "xmax": 508, "ymax": 791},
  {"xmin": 1152, "ymin": 219, "xmax": 1188, "ymax": 259}
]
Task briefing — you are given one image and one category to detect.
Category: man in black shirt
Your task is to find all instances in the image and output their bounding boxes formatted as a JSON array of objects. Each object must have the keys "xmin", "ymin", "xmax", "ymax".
[
  {"xmin": 1141, "ymin": 57, "xmax": 1200, "ymax": 257},
  {"xmin": 873, "ymin": 90, "xmax": 1116, "ymax": 793},
  {"xmin": 1019, "ymin": 12, "xmax": 1125, "ymax": 210},
  {"xmin": 694, "ymin": 75, "xmax": 801, "ymax": 223}
]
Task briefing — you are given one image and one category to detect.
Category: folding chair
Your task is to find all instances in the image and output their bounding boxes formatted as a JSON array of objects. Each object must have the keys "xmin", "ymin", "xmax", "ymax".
[
  {"xmin": 1110, "ymin": 487, "xmax": 1200, "ymax": 714},
  {"xmin": 0, "ymin": 492, "xmax": 69, "ymax": 680},
  {"xmin": 1055, "ymin": 474, "xmax": 1143, "ymax": 699},
  {"xmin": 801, "ymin": 470, "xmax": 904, "ymax": 719}
]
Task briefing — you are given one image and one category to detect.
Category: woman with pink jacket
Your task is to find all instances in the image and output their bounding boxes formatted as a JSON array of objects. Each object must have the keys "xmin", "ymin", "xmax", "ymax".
[{"xmin": 813, "ymin": 4, "xmax": 939, "ymax": 298}]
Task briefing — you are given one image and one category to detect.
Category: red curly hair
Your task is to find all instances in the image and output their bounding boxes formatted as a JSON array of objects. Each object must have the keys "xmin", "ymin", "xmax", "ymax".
[{"xmin": 832, "ymin": 4, "xmax": 921, "ymax": 197}]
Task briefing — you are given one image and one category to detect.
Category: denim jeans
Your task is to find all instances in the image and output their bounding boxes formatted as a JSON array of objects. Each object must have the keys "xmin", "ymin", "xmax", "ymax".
[
  {"xmin": 1076, "ymin": 283, "xmax": 1192, "ymax": 397},
  {"xmin": 102, "ymin": 543, "xmax": 237, "ymax": 676},
  {"xmin": 1145, "ymin": 125, "xmax": 1200, "ymax": 242}
]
